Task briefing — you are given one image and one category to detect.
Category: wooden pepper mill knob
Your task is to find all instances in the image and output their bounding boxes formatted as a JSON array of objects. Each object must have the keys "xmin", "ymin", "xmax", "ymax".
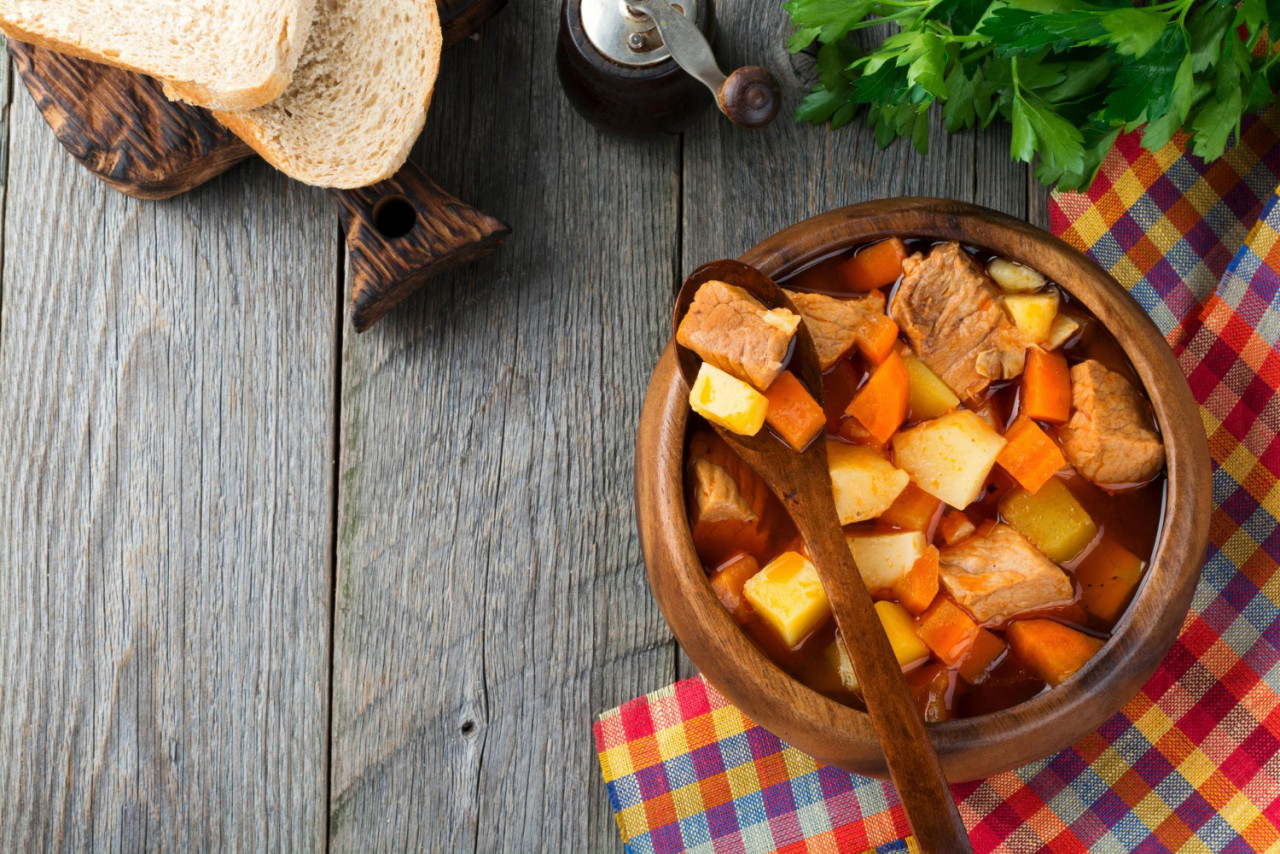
[{"xmin": 718, "ymin": 65, "xmax": 780, "ymax": 128}]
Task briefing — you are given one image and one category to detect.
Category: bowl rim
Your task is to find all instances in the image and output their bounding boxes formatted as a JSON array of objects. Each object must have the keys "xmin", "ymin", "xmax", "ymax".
[{"xmin": 635, "ymin": 198, "xmax": 1212, "ymax": 781}]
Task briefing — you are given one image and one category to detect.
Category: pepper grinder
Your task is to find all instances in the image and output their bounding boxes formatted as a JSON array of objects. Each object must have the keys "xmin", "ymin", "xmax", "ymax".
[{"xmin": 557, "ymin": 0, "xmax": 781, "ymax": 135}]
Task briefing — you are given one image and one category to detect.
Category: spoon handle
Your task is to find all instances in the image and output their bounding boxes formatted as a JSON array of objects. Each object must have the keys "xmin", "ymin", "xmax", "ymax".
[{"xmin": 790, "ymin": 482, "xmax": 972, "ymax": 854}]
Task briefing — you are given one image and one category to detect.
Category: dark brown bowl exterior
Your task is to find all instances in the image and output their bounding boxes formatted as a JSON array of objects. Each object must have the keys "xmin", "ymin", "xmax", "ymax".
[{"xmin": 635, "ymin": 198, "xmax": 1212, "ymax": 782}]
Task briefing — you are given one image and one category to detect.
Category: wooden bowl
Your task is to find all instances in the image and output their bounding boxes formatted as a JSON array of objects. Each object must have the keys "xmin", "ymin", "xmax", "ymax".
[{"xmin": 635, "ymin": 198, "xmax": 1212, "ymax": 781}]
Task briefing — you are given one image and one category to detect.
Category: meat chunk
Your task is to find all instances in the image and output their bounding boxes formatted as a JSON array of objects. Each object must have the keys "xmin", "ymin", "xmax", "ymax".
[
  {"xmin": 939, "ymin": 524, "xmax": 1073, "ymax": 623},
  {"xmin": 677, "ymin": 280, "xmax": 799, "ymax": 390},
  {"xmin": 783, "ymin": 289, "xmax": 885, "ymax": 370},
  {"xmin": 689, "ymin": 458, "xmax": 757, "ymax": 524},
  {"xmin": 890, "ymin": 242, "xmax": 1030, "ymax": 400},
  {"xmin": 1060, "ymin": 360, "xmax": 1165, "ymax": 486}
]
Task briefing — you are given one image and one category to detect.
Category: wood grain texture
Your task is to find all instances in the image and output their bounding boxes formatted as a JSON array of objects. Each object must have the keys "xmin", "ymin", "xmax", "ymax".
[
  {"xmin": 331, "ymin": 163, "xmax": 510, "ymax": 332},
  {"xmin": 0, "ymin": 82, "xmax": 337, "ymax": 849},
  {"xmin": 327, "ymin": 3, "xmax": 681, "ymax": 850}
]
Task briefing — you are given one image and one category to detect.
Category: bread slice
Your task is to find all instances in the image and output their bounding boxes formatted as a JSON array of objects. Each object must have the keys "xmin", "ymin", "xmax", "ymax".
[
  {"xmin": 210, "ymin": 0, "xmax": 443, "ymax": 189},
  {"xmin": 0, "ymin": 0, "xmax": 316, "ymax": 110}
]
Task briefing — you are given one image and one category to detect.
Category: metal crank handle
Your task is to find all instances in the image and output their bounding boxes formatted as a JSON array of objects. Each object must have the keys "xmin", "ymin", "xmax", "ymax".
[{"xmin": 626, "ymin": 0, "xmax": 780, "ymax": 128}]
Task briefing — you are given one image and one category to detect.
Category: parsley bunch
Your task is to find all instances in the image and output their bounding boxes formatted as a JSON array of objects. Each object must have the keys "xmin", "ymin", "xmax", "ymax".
[{"xmin": 786, "ymin": 0, "xmax": 1280, "ymax": 190}]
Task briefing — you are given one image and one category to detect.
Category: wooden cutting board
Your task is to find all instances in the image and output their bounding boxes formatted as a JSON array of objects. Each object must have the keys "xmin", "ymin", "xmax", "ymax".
[{"xmin": 8, "ymin": 0, "xmax": 510, "ymax": 332}]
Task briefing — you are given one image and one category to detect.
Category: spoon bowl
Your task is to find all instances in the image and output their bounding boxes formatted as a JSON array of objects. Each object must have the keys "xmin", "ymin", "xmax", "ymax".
[{"xmin": 673, "ymin": 260, "xmax": 972, "ymax": 853}]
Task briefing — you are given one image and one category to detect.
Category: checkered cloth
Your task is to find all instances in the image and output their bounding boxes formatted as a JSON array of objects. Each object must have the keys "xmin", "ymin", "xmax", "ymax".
[{"xmin": 596, "ymin": 109, "xmax": 1280, "ymax": 853}]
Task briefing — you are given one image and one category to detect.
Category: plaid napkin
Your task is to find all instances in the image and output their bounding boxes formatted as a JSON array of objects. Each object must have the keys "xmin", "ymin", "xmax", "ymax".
[{"xmin": 596, "ymin": 110, "xmax": 1280, "ymax": 853}]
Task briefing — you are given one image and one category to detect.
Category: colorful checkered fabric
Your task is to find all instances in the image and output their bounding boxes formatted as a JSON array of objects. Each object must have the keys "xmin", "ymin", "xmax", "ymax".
[{"xmin": 596, "ymin": 109, "xmax": 1280, "ymax": 853}]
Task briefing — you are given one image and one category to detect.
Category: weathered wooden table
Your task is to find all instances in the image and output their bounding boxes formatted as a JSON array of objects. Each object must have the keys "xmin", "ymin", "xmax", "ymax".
[{"xmin": 0, "ymin": 2, "xmax": 1047, "ymax": 849}]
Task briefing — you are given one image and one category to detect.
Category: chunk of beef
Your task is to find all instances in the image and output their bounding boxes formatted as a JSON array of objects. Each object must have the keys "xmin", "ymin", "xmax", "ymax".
[
  {"xmin": 783, "ymin": 289, "xmax": 886, "ymax": 370},
  {"xmin": 689, "ymin": 458, "xmax": 757, "ymax": 524},
  {"xmin": 1060, "ymin": 360, "xmax": 1165, "ymax": 486},
  {"xmin": 677, "ymin": 280, "xmax": 798, "ymax": 390},
  {"xmin": 890, "ymin": 242, "xmax": 1029, "ymax": 400},
  {"xmin": 939, "ymin": 523, "xmax": 1073, "ymax": 623}
]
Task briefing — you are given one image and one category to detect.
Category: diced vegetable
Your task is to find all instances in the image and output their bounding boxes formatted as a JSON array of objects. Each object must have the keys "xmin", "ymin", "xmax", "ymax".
[
  {"xmin": 847, "ymin": 350, "xmax": 909, "ymax": 444},
  {"xmin": 855, "ymin": 314, "xmax": 901, "ymax": 364},
  {"xmin": 998, "ymin": 478, "xmax": 1098, "ymax": 563},
  {"xmin": 837, "ymin": 237, "xmax": 907, "ymax": 292},
  {"xmin": 1074, "ymin": 537, "xmax": 1146, "ymax": 623},
  {"xmin": 827, "ymin": 440, "xmax": 910, "ymax": 524},
  {"xmin": 1006, "ymin": 619, "xmax": 1104, "ymax": 686},
  {"xmin": 878, "ymin": 600, "xmax": 931, "ymax": 667},
  {"xmin": 1021, "ymin": 348, "xmax": 1072, "ymax": 424},
  {"xmin": 997, "ymin": 415, "xmax": 1067, "ymax": 493},
  {"xmin": 892, "ymin": 410, "xmax": 1008, "ymax": 509},
  {"xmin": 906, "ymin": 662, "xmax": 953, "ymax": 722},
  {"xmin": 904, "ymin": 356, "xmax": 959, "ymax": 421},
  {"xmin": 820, "ymin": 602, "xmax": 930, "ymax": 695},
  {"xmin": 1003, "ymin": 292, "xmax": 1060, "ymax": 343},
  {"xmin": 822, "ymin": 360, "xmax": 860, "ymax": 433},
  {"xmin": 896, "ymin": 546, "xmax": 940, "ymax": 615},
  {"xmin": 763, "ymin": 370, "xmax": 825, "ymax": 451},
  {"xmin": 1044, "ymin": 314, "xmax": 1081, "ymax": 350},
  {"xmin": 689, "ymin": 362, "xmax": 769, "ymax": 436},
  {"xmin": 916, "ymin": 596, "xmax": 980, "ymax": 666},
  {"xmin": 956, "ymin": 628, "xmax": 1006, "ymax": 684},
  {"xmin": 709, "ymin": 554, "xmax": 759, "ymax": 624},
  {"xmin": 938, "ymin": 510, "xmax": 976, "ymax": 546},
  {"xmin": 743, "ymin": 551, "xmax": 830, "ymax": 648},
  {"xmin": 987, "ymin": 257, "xmax": 1046, "ymax": 294},
  {"xmin": 846, "ymin": 530, "xmax": 927, "ymax": 594},
  {"xmin": 880, "ymin": 482, "xmax": 943, "ymax": 532}
]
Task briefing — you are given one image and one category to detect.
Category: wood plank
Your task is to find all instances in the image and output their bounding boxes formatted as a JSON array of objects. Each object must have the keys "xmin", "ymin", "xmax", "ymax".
[
  {"xmin": 327, "ymin": 6, "xmax": 680, "ymax": 851},
  {"xmin": 0, "ymin": 77, "xmax": 337, "ymax": 848}
]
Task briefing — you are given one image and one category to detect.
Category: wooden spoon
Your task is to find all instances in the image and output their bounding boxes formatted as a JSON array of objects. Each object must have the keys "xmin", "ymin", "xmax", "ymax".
[{"xmin": 673, "ymin": 259, "xmax": 972, "ymax": 854}]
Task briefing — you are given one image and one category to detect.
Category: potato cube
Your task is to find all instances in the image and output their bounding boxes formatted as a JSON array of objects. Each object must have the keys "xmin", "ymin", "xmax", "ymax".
[
  {"xmin": 1004, "ymin": 292, "xmax": 1060, "ymax": 343},
  {"xmin": 987, "ymin": 257, "xmax": 1046, "ymax": 293},
  {"xmin": 998, "ymin": 478, "xmax": 1098, "ymax": 563},
  {"xmin": 743, "ymin": 551, "xmax": 830, "ymax": 647},
  {"xmin": 904, "ymin": 356, "xmax": 960, "ymax": 421},
  {"xmin": 1043, "ymin": 314, "xmax": 1081, "ymax": 350},
  {"xmin": 822, "ymin": 601, "xmax": 929, "ymax": 694},
  {"xmin": 891, "ymin": 410, "xmax": 1007, "ymax": 509},
  {"xmin": 846, "ymin": 530, "xmax": 928, "ymax": 595},
  {"xmin": 827, "ymin": 441, "xmax": 910, "ymax": 525},
  {"xmin": 689, "ymin": 362, "xmax": 768, "ymax": 436}
]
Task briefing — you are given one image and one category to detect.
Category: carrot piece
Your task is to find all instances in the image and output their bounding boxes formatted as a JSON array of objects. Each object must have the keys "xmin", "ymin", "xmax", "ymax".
[
  {"xmin": 763, "ymin": 371, "xmax": 826, "ymax": 451},
  {"xmin": 836, "ymin": 416, "xmax": 887, "ymax": 449},
  {"xmin": 1074, "ymin": 537, "xmax": 1146, "ymax": 623},
  {"xmin": 855, "ymin": 314, "xmax": 901, "ymax": 365},
  {"xmin": 709, "ymin": 554, "xmax": 760, "ymax": 624},
  {"xmin": 880, "ymin": 482, "xmax": 942, "ymax": 532},
  {"xmin": 846, "ymin": 350, "xmax": 909, "ymax": 444},
  {"xmin": 895, "ymin": 546, "xmax": 939, "ymax": 615},
  {"xmin": 938, "ymin": 510, "xmax": 976, "ymax": 546},
  {"xmin": 1022, "ymin": 348, "xmax": 1072, "ymax": 423},
  {"xmin": 822, "ymin": 360, "xmax": 860, "ymax": 433},
  {"xmin": 1006, "ymin": 619, "xmax": 1104, "ymax": 686},
  {"xmin": 956, "ymin": 628, "xmax": 1006, "ymax": 684},
  {"xmin": 997, "ymin": 415, "xmax": 1067, "ymax": 493},
  {"xmin": 916, "ymin": 596, "xmax": 980, "ymax": 666},
  {"xmin": 837, "ymin": 237, "xmax": 908, "ymax": 292}
]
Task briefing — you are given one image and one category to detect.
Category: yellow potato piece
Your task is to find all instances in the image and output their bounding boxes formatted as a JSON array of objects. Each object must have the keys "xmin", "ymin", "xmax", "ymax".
[
  {"xmin": 1004, "ymin": 292, "xmax": 1060, "ymax": 343},
  {"xmin": 827, "ymin": 440, "xmax": 910, "ymax": 525},
  {"xmin": 999, "ymin": 478, "xmax": 1099, "ymax": 564},
  {"xmin": 904, "ymin": 356, "xmax": 960, "ymax": 420},
  {"xmin": 743, "ymin": 551, "xmax": 830, "ymax": 648},
  {"xmin": 688, "ymin": 362, "xmax": 769, "ymax": 436},
  {"xmin": 892, "ymin": 410, "xmax": 1007, "ymax": 509}
]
